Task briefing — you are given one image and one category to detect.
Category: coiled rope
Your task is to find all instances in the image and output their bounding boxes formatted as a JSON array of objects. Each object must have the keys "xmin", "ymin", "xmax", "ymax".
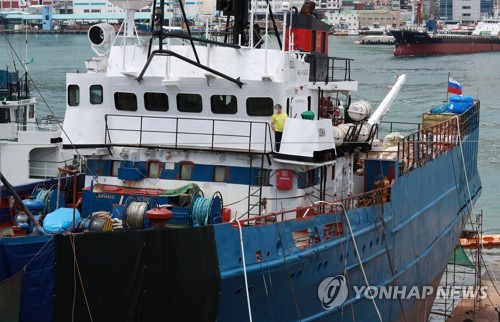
[
  {"xmin": 125, "ymin": 202, "xmax": 148, "ymax": 229},
  {"xmin": 192, "ymin": 197, "xmax": 211, "ymax": 226}
]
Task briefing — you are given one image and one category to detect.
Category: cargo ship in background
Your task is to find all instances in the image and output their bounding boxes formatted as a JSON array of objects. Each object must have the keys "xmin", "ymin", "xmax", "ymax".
[{"xmin": 391, "ymin": 11, "xmax": 500, "ymax": 56}]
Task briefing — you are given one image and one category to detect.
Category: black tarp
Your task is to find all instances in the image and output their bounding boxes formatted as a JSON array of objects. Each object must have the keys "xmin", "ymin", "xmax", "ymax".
[
  {"xmin": 0, "ymin": 270, "xmax": 24, "ymax": 322},
  {"xmin": 53, "ymin": 227, "xmax": 220, "ymax": 322}
]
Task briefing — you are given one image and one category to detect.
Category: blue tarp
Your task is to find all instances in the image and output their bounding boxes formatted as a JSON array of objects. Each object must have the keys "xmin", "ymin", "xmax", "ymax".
[
  {"xmin": 0, "ymin": 235, "xmax": 54, "ymax": 322},
  {"xmin": 448, "ymin": 95, "xmax": 474, "ymax": 114},
  {"xmin": 43, "ymin": 207, "xmax": 81, "ymax": 233}
]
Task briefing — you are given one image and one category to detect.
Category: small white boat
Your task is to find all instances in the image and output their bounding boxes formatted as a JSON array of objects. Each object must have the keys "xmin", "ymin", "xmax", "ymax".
[
  {"xmin": 0, "ymin": 65, "xmax": 75, "ymax": 187},
  {"xmin": 347, "ymin": 27, "xmax": 359, "ymax": 36}
]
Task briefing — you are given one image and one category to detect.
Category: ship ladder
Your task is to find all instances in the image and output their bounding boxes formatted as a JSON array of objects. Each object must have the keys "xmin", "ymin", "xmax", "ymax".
[{"xmin": 246, "ymin": 153, "xmax": 266, "ymax": 223}]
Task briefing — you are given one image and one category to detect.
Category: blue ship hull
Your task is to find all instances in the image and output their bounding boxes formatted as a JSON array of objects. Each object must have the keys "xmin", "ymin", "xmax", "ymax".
[
  {"xmin": 214, "ymin": 131, "xmax": 481, "ymax": 321},
  {"xmin": 0, "ymin": 107, "xmax": 480, "ymax": 322}
]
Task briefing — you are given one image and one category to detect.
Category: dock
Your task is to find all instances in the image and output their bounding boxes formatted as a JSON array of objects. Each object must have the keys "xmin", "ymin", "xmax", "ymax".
[{"xmin": 447, "ymin": 260, "xmax": 500, "ymax": 321}]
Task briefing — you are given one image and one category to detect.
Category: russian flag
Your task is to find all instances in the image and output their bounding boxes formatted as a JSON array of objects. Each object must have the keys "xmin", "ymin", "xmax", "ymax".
[{"xmin": 448, "ymin": 78, "xmax": 463, "ymax": 95}]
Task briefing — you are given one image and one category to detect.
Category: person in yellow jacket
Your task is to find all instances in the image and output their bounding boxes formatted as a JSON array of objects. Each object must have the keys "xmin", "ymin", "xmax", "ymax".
[{"xmin": 271, "ymin": 104, "xmax": 288, "ymax": 152}]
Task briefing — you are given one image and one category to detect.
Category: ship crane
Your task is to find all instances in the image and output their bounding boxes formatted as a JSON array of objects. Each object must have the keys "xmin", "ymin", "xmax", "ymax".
[{"xmin": 367, "ymin": 74, "xmax": 407, "ymax": 125}]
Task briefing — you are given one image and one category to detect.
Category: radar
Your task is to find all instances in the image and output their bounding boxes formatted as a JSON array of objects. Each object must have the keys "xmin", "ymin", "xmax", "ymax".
[{"xmin": 109, "ymin": 0, "xmax": 151, "ymax": 10}]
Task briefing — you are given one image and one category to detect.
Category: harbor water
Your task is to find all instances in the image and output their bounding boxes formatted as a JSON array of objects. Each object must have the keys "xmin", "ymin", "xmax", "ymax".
[{"xmin": 1, "ymin": 33, "xmax": 498, "ymax": 234}]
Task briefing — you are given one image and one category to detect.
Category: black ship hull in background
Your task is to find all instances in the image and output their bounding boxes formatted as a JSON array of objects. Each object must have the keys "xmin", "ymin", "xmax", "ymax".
[{"xmin": 390, "ymin": 29, "xmax": 500, "ymax": 56}]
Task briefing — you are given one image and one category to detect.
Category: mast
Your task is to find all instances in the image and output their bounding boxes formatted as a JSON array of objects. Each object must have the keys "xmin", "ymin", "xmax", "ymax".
[{"xmin": 216, "ymin": 0, "xmax": 249, "ymax": 45}]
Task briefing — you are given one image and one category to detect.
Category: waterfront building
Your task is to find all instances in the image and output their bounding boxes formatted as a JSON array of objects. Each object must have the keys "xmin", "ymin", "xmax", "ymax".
[
  {"xmin": 323, "ymin": 9, "xmax": 359, "ymax": 29},
  {"xmin": 358, "ymin": 9, "xmax": 400, "ymax": 28}
]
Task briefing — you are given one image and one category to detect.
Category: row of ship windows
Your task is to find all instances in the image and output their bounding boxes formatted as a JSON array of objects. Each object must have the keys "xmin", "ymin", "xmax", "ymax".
[
  {"xmin": 68, "ymin": 85, "xmax": 276, "ymax": 116},
  {"xmin": 99, "ymin": 160, "xmax": 321, "ymax": 188},
  {"xmin": 104, "ymin": 160, "xmax": 272, "ymax": 184},
  {"xmin": 0, "ymin": 105, "xmax": 35, "ymax": 123}
]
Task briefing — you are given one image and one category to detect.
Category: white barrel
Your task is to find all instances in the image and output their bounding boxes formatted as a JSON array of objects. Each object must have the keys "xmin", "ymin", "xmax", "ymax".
[{"xmin": 348, "ymin": 100, "xmax": 372, "ymax": 122}]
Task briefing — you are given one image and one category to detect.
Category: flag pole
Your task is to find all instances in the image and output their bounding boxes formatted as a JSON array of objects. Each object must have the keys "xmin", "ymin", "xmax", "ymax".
[{"xmin": 446, "ymin": 72, "xmax": 450, "ymax": 102}]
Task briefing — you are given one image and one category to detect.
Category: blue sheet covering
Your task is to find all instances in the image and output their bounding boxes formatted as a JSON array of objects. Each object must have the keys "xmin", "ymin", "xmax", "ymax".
[
  {"xmin": 0, "ymin": 235, "xmax": 54, "ymax": 322},
  {"xmin": 43, "ymin": 208, "xmax": 81, "ymax": 233}
]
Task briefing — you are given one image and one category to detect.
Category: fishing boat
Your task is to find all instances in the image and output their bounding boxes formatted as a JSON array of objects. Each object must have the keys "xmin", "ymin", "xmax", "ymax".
[
  {"xmin": 0, "ymin": 68, "xmax": 69, "ymax": 186},
  {"xmin": 0, "ymin": 0, "xmax": 482, "ymax": 321},
  {"xmin": 390, "ymin": 13, "xmax": 500, "ymax": 56},
  {"xmin": 0, "ymin": 47, "xmax": 80, "ymax": 228}
]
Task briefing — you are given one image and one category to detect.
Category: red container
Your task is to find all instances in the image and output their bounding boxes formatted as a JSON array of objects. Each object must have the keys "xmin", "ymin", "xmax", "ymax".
[{"xmin": 276, "ymin": 169, "xmax": 293, "ymax": 190}]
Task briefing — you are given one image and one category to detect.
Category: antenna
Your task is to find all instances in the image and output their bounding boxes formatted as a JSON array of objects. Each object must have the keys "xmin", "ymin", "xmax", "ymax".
[{"xmin": 109, "ymin": 0, "xmax": 151, "ymax": 37}]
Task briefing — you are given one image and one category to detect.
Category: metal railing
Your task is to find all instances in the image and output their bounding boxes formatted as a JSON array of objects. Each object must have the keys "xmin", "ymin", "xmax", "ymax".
[
  {"xmin": 234, "ymin": 185, "xmax": 391, "ymax": 227},
  {"xmin": 104, "ymin": 114, "xmax": 275, "ymax": 154},
  {"xmin": 395, "ymin": 103, "xmax": 479, "ymax": 175},
  {"xmin": 28, "ymin": 158, "xmax": 74, "ymax": 179},
  {"xmin": 0, "ymin": 119, "xmax": 60, "ymax": 137},
  {"xmin": 327, "ymin": 56, "xmax": 353, "ymax": 82}
]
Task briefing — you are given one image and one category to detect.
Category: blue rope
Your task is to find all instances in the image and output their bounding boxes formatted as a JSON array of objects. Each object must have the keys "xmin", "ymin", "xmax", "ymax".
[{"xmin": 192, "ymin": 197, "xmax": 211, "ymax": 226}]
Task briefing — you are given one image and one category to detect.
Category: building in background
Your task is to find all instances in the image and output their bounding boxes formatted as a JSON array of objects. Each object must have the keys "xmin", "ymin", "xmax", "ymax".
[
  {"xmin": 324, "ymin": 9, "xmax": 359, "ymax": 29},
  {"xmin": 358, "ymin": 9, "xmax": 400, "ymax": 27}
]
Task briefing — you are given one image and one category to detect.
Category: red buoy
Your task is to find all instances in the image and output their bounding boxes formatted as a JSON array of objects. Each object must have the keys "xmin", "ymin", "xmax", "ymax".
[{"xmin": 146, "ymin": 207, "xmax": 173, "ymax": 227}]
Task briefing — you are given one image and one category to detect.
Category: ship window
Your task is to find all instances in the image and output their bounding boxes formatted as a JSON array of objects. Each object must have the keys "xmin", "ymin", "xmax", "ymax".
[
  {"xmin": 214, "ymin": 166, "xmax": 226, "ymax": 182},
  {"xmin": 145, "ymin": 92, "xmax": 169, "ymax": 111},
  {"xmin": 29, "ymin": 105, "xmax": 35, "ymax": 118},
  {"xmin": 68, "ymin": 84, "xmax": 80, "ymax": 106},
  {"xmin": 111, "ymin": 160, "xmax": 120, "ymax": 176},
  {"xmin": 211, "ymin": 95, "xmax": 237, "ymax": 114},
  {"xmin": 90, "ymin": 85, "xmax": 103, "ymax": 105},
  {"xmin": 147, "ymin": 161, "xmax": 162, "ymax": 178},
  {"xmin": 114, "ymin": 92, "xmax": 137, "ymax": 111},
  {"xmin": 180, "ymin": 163, "xmax": 193, "ymax": 180},
  {"xmin": 0, "ymin": 108, "xmax": 10, "ymax": 123},
  {"xmin": 177, "ymin": 93, "xmax": 202, "ymax": 113},
  {"xmin": 297, "ymin": 169, "xmax": 318, "ymax": 189},
  {"xmin": 246, "ymin": 97, "xmax": 273, "ymax": 116}
]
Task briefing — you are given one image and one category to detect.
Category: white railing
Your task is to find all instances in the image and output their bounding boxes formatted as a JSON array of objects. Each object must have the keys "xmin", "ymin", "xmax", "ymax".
[
  {"xmin": 0, "ymin": 121, "xmax": 61, "ymax": 140},
  {"xmin": 28, "ymin": 159, "xmax": 74, "ymax": 179}
]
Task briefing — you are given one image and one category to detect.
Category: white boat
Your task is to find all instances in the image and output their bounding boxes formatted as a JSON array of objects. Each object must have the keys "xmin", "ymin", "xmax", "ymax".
[
  {"xmin": 0, "ymin": 66, "xmax": 73, "ymax": 187},
  {"xmin": 347, "ymin": 27, "xmax": 359, "ymax": 36}
]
